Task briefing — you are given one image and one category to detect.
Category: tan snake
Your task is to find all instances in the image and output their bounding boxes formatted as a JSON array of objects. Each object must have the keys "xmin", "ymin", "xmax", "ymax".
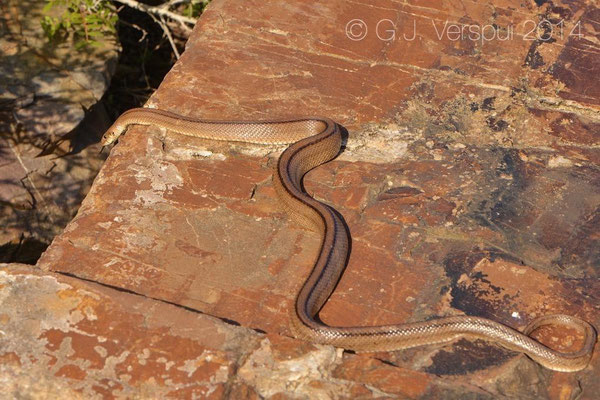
[{"xmin": 102, "ymin": 108, "xmax": 596, "ymax": 372}]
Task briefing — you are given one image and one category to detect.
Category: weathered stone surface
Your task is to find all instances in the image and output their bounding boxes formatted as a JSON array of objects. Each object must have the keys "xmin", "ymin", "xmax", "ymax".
[
  {"xmin": 0, "ymin": 263, "xmax": 260, "ymax": 398},
  {"xmin": 1, "ymin": 263, "xmax": 510, "ymax": 398},
  {"xmin": 0, "ymin": 0, "xmax": 118, "ymax": 261},
  {"xmin": 28, "ymin": 0, "xmax": 600, "ymax": 398}
]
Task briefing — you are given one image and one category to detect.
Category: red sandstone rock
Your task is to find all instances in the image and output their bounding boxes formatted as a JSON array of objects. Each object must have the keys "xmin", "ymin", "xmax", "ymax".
[{"xmin": 5, "ymin": 0, "xmax": 599, "ymax": 398}]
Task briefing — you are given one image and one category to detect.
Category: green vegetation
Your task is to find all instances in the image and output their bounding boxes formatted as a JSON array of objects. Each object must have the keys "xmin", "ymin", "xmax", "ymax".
[
  {"xmin": 41, "ymin": 0, "xmax": 209, "ymax": 50},
  {"xmin": 183, "ymin": 0, "xmax": 210, "ymax": 18},
  {"xmin": 41, "ymin": 0, "xmax": 118, "ymax": 49}
]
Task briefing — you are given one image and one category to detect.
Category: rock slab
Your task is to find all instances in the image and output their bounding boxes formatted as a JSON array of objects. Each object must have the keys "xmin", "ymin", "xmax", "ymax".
[{"xmin": 7, "ymin": 0, "xmax": 600, "ymax": 398}]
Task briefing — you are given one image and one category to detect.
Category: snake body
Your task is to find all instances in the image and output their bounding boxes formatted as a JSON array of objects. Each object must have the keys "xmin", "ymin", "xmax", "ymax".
[{"xmin": 102, "ymin": 108, "xmax": 596, "ymax": 372}]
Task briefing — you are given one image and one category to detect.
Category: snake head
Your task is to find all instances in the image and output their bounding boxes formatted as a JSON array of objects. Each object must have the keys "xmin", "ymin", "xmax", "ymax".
[{"xmin": 101, "ymin": 123, "xmax": 124, "ymax": 146}]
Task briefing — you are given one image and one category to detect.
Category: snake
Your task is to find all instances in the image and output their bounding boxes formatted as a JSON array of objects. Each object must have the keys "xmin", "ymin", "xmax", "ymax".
[{"xmin": 102, "ymin": 108, "xmax": 596, "ymax": 372}]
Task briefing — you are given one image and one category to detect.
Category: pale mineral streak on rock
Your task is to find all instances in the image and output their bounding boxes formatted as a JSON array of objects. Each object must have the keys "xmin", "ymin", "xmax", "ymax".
[
  {"xmin": 0, "ymin": 366, "xmax": 86, "ymax": 400},
  {"xmin": 128, "ymin": 157, "xmax": 184, "ymax": 207},
  {"xmin": 238, "ymin": 338, "xmax": 349, "ymax": 399},
  {"xmin": 166, "ymin": 145, "xmax": 228, "ymax": 161},
  {"xmin": 0, "ymin": 270, "xmax": 78, "ymax": 336},
  {"xmin": 547, "ymin": 155, "xmax": 574, "ymax": 168},
  {"xmin": 341, "ymin": 122, "xmax": 413, "ymax": 163}
]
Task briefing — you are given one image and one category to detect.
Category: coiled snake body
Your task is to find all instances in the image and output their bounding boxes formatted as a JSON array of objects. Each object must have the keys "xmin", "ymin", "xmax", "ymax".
[{"xmin": 102, "ymin": 108, "xmax": 596, "ymax": 372}]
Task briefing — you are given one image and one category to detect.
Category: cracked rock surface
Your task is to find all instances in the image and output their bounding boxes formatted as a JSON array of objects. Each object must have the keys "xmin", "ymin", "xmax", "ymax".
[{"xmin": 2, "ymin": 0, "xmax": 600, "ymax": 398}]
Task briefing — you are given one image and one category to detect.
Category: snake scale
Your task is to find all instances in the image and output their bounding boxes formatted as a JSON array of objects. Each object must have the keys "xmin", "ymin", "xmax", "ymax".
[{"xmin": 102, "ymin": 108, "xmax": 596, "ymax": 372}]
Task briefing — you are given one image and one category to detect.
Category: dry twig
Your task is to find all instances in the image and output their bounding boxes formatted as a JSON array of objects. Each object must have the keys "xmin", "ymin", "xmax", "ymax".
[
  {"xmin": 111, "ymin": 0, "xmax": 197, "ymax": 26},
  {"xmin": 112, "ymin": 0, "xmax": 200, "ymax": 58}
]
